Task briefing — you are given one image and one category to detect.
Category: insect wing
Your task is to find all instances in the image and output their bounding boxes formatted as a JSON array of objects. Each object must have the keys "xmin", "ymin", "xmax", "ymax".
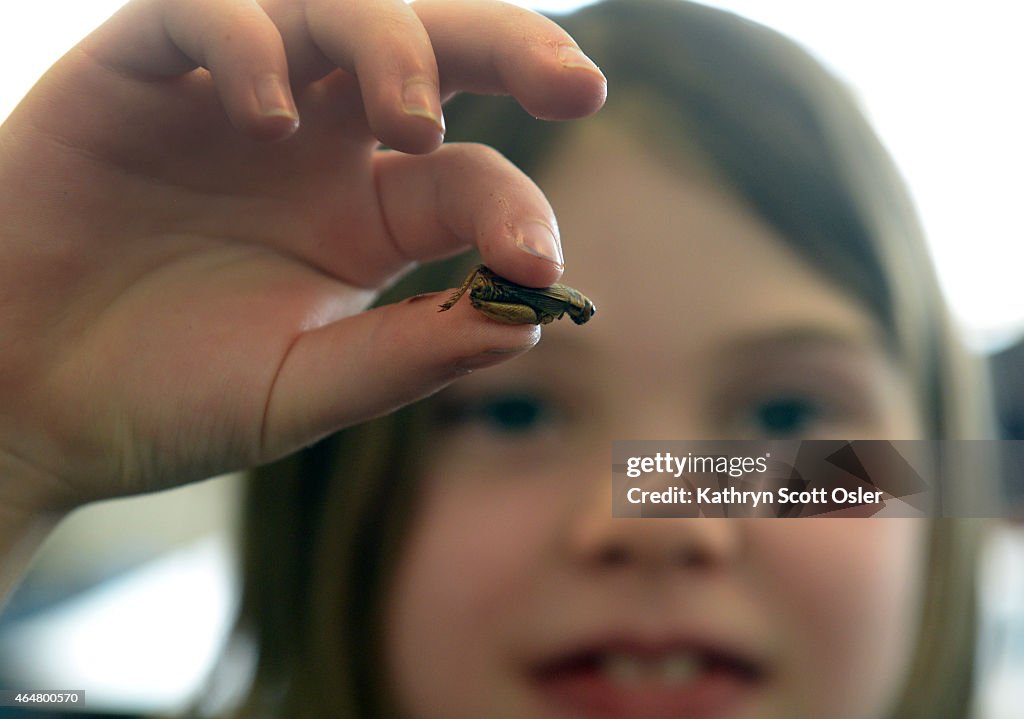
[{"xmin": 521, "ymin": 285, "xmax": 579, "ymax": 317}]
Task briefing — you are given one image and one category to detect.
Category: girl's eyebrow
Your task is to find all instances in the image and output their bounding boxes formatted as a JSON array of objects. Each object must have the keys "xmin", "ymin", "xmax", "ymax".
[
  {"xmin": 529, "ymin": 326, "xmax": 884, "ymax": 370},
  {"xmin": 717, "ymin": 325, "xmax": 885, "ymax": 359}
]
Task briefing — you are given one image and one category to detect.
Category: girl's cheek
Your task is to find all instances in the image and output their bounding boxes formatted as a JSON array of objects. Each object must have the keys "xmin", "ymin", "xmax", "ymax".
[
  {"xmin": 383, "ymin": 468, "xmax": 569, "ymax": 719},
  {"xmin": 394, "ymin": 462, "xmax": 571, "ymax": 613},
  {"xmin": 748, "ymin": 520, "xmax": 927, "ymax": 716}
]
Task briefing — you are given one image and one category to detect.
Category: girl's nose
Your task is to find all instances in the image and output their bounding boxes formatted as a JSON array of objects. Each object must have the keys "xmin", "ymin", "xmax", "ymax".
[{"xmin": 563, "ymin": 481, "xmax": 743, "ymax": 573}]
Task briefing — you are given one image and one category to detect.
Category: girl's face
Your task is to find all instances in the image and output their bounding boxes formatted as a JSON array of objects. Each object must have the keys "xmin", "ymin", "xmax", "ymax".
[{"xmin": 384, "ymin": 121, "xmax": 928, "ymax": 719}]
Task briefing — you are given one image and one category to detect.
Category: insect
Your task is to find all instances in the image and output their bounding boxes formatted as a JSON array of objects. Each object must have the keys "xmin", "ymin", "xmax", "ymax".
[{"xmin": 438, "ymin": 264, "xmax": 596, "ymax": 325}]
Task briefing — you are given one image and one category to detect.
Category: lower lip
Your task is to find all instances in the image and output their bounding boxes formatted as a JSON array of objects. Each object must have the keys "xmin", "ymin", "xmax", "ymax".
[{"xmin": 532, "ymin": 667, "xmax": 758, "ymax": 719}]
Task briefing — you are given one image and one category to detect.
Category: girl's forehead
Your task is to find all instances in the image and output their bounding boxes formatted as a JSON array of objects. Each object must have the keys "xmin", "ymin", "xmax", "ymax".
[{"xmin": 537, "ymin": 119, "xmax": 885, "ymax": 365}]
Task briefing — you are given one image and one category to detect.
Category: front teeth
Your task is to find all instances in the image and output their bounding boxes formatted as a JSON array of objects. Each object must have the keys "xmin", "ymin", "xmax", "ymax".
[
  {"xmin": 601, "ymin": 653, "xmax": 701, "ymax": 685},
  {"xmin": 660, "ymin": 654, "xmax": 700, "ymax": 683}
]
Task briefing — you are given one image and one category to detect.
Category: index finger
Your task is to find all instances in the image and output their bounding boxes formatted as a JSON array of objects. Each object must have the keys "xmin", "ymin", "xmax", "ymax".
[
  {"xmin": 414, "ymin": 0, "xmax": 607, "ymax": 121},
  {"xmin": 287, "ymin": 0, "xmax": 607, "ymax": 151}
]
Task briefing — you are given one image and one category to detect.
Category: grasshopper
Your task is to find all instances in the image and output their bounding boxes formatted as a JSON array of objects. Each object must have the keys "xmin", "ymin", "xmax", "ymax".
[{"xmin": 438, "ymin": 264, "xmax": 596, "ymax": 325}]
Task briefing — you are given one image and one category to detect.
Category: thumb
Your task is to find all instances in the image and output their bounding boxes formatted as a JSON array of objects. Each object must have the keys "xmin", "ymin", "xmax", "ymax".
[{"xmin": 259, "ymin": 291, "xmax": 540, "ymax": 458}]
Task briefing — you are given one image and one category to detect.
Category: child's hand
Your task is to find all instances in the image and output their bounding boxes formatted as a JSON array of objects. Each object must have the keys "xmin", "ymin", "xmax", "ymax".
[{"xmin": 0, "ymin": 0, "xmax": 606, "ymax": 509}]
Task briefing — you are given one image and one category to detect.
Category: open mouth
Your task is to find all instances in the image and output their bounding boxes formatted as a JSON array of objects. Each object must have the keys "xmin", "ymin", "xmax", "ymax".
[{"xmin": 530, "ymin": 645, "xmax": 765, "ymax": 718}]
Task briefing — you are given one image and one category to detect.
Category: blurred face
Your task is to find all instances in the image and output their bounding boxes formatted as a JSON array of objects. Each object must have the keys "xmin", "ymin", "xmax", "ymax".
[{"xmin": 384, "ymin": 121, "xmax": 927, "ymax": 719}]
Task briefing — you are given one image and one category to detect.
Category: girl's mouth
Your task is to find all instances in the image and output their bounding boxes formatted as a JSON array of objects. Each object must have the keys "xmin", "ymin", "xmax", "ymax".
[{"xmin": 530, "ymin": 643, "xmax": 766, "ymax": 718}]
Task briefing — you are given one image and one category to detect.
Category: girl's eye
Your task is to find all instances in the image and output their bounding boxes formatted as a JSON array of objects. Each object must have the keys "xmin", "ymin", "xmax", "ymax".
[
  {"xmin": 748, "ymin": 395, "xmax": 822, "ymax": 437},
  {"xmin": 477, "ymin": 393, "xmax": 552, "ymax": 434},
  {"xmin": 438, "ymin": 391, "xmax": 557, "ymax": 437}
]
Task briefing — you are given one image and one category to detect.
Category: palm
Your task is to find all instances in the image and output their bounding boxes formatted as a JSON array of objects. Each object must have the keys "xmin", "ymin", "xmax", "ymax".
[{"xmin": 3, "ymin": 59, "xmax": 395, "ymax": 491}]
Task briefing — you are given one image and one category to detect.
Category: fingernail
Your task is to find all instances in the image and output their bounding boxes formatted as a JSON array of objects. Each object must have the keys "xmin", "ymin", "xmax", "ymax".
[
  {"xmin": 402, "ymin": 78, "xmax": 445, "ymax": 136},
  {"xmin": 256, "ymin": 74, "xmax": 299, "ymax": 123},
  {"xmin": 557, "ymin": 43, "xmax": 604, "ymax": 77},
  {"xmin": 455, "ymin": 334, "xmax": 542, "ymax": 373},
  {"xmin": 515, "ymin": 221, "xmax": 564, "ymax": 268}
]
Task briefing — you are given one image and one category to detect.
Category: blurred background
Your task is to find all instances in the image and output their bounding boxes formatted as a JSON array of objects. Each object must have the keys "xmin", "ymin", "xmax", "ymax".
[{"xmin": 1, "ymin": 1, "xmax": 1021, "ymax": 717}]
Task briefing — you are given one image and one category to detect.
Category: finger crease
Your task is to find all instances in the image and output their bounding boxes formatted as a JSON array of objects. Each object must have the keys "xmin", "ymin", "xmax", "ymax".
[{"xmin": 371, "ymin": 157, "xmax": 412, "ymax": 265}]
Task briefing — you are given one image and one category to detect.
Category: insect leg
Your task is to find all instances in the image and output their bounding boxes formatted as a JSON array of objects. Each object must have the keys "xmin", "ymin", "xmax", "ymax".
[{"xmin": 437, "ymin": 264, "xmax": 485, "ymax": 312}]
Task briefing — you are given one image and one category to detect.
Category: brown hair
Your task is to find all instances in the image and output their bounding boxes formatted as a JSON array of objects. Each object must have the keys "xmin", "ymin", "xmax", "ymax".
[{"xmin": 228, "ymin": 2, "xmax": 992, "ymax": 717}]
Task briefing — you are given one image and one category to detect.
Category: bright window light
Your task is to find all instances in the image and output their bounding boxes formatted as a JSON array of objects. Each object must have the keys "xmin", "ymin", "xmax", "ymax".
[{"xmin": 0, "ymin": 536, "xmax": 238, "ymax": 714}]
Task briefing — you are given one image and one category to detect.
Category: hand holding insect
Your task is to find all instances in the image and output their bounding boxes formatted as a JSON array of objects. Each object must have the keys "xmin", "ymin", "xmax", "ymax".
[
  {"xmin": 439, "ymin": 265, "xmax": 596, "ymax": 325},
  {"xmin": 0, "ymin": 0, "xmax": 606, "ymax": 561}
]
